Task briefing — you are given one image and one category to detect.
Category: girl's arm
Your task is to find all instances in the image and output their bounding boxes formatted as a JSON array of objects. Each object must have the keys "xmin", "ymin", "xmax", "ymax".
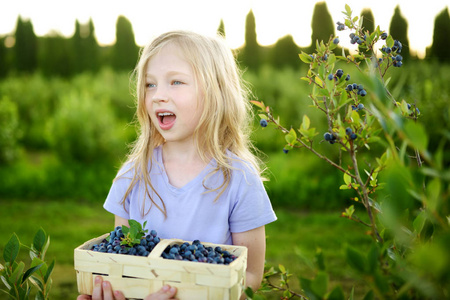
[
  {"xmin": 115, "ymin": 215, "xmax": 129, "ymax": 228},
  {"xmin": 232, "ymin": 226, "xmax": 266, "ymax": 299}
]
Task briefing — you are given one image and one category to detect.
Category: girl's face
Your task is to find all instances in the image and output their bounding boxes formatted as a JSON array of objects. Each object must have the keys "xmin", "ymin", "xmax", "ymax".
[{"xmin": 145, "ymin": 44, "xmax": 204, "ymax": 145}]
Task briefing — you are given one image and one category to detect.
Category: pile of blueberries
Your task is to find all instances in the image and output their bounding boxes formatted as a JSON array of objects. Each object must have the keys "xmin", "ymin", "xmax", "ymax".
[
  {"xmin": 162, "ymin": 240, "xmax": 237, "ymax": 265},
  {"xmin": 90, "ymin": 227, "xmax": 161, "ymax": 256}
]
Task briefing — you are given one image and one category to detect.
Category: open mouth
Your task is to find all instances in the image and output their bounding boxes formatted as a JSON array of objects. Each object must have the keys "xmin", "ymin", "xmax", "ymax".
[{"xmin": 157, "ymin": 112, "xmax": 176, "ymax": 130}]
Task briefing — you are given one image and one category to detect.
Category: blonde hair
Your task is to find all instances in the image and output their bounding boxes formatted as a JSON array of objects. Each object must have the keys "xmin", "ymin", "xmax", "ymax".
[{"xmin": 118, "ymin": 30, "xmax": 265, "ymax": 217}]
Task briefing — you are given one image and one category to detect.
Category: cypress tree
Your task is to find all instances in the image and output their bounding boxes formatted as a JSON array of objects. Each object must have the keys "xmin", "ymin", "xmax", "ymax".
[
  {"xmin": 240, "ymin": 10, "xmax": 261, "ymax": 70},
  {"xmin": 0, "ymin": 37, "xmax": 6, "ymax": 77},
  {"xmin": 389, "ymin": 6, "xmax": 410, "ymax": 61},
  {"xmin": 269, "ymin": 35, "xmax": 301, "ymax": 69},
  {"xmin": 13, "ymin": 16, "xmax": 38, "ymax": 73},
  {"xmin": 217, "ymin": 19, "xmax": 226, "ymax": 38},
  {"xmin": 310, "ymin": 2, "xmax": 335, "ymax": 52},
  {"xmin": 112, "ymin": 16, "xmax": 139, "ymax": 71},
  {"xmin": 360, "ymin": 8, "xmax": 375, "ymax": 55},
  {"xmin": 429, "ymin": 7, "xmax": 450, "ymax": 62}
]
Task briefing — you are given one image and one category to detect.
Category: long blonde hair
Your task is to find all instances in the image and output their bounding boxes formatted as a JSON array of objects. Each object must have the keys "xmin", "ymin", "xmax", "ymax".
[{"xmin": 118, "ymin": 30, "xmax": 265, "ymax": 217}]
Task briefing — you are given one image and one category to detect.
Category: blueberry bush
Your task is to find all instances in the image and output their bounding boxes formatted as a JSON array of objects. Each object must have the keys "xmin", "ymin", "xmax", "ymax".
[{"xmin": 250, "ymin": 5, "xmax": 449, "ymax": 300}]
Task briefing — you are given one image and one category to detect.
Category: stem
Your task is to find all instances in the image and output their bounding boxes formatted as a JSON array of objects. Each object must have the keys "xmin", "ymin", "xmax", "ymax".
[{"xmin": 349, "ymin": 142, "xmax": 383, "ymax": 243}]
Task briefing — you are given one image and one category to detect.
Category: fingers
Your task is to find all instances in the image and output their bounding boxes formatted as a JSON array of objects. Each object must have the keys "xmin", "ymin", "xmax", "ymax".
[
  {"xmin": 92, "ymin": 276, "xmax": 103, "ymax": 300},
  {"xmin": 145, "ymin": 285, "xmax": 178, "ymax": 300},
  {"xmin": 89, "ymin": 276, "xmax": 126, "ymax": 300}
]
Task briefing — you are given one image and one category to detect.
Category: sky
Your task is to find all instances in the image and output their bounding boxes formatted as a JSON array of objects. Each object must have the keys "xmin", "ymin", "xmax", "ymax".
[{"xmin": 0, "ymin": 0, "xmax": 449, "ymax": 59}]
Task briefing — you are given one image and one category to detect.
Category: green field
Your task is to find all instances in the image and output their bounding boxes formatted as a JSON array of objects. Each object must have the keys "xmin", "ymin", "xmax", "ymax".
[{"xmin": 0, "ymin": 200, "xmax": 372, "ymax": 299}]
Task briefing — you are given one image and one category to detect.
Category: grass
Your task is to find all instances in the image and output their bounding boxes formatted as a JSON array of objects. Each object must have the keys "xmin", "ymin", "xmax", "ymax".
[{"xmin": 0, "ymin": 199, "xmax": 373, "ymax": 299}]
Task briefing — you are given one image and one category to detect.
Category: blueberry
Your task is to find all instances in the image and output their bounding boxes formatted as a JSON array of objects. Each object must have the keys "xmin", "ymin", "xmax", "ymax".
[
  {"xmin": 283, "ymin": 148, "xmax": 289, "ymax": 154},
  {"xmin": 336, "ymin": 69, "xmax": 344, "ymax": 78},
  {"xmin": 407, "ymin": 103, "xmax": 411, "ymax": 110},
  {"xmin": 357, "ymin": 103, "xmax": 364, "ymax": 110},
  {"xmin": 350, "ymin": 133, "xmax": 357, "ymax": 140},
  {"xmin": 381, "ymin": 32, "xmax": 388, "ymax": 40},
  {"xmin": 395, "ymin": 55, "xmax": 402, "ymax": 61},
  {"xmin": 357, "ymin": 84, "xmax": 364, "ymax": 91},
  {"xmin": 357, "ymin": 39, "xmax": 363, "ymax": 45},
  {"xmin": 323, "ymin": 54, "xmax": 328, "ymax": 61},
  {"xmin": 150, "ymin": 230, "xmax": 157, "ymax": 237},
  {"xmin": 260, "ymin": 119, "xmax": 268, "ymax": 127},
  {"xmin": 345, "ymin": 74, "xmax": 350, "ymax": 81},
  {"xmin": 333, "ymin": 38, "xmax": 340, "ymax": 44},
  {"xmin": 351, "ymin": 105, "xmax": 357, "ymax": 111},
  {"xmin": 328, "ymin": 74, "xmax": 334, "ymax": 81},
  {"xmin": 345, "ymin": 127, "xmax": 353, "ymax": 135},
  {"xmin": 385, "ymin": 47, "xmax": 392, "ymax": 54},
  {"xmin": 359, "ymin": 89, "xmax": 367, "ymax": 97},
  {"xmin": 169, "ymin": 247, "xmax": 179, "ymax": 255},
  {"xmin": 324, "ymin": 132, "xmax": 332, "ymax": 141},
  {"xmin": 346, "ymin": 84, "xmax": 353, "ymax": 91},
  {"xmin": 352, "ymin": 83, "xmax": 358, "ymax": 90}
]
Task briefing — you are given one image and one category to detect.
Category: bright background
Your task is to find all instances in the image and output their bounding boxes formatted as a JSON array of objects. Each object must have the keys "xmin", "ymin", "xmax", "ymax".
[{"xmin": 1, "ymin": 0, "xmax": 449, "ymax": 58}]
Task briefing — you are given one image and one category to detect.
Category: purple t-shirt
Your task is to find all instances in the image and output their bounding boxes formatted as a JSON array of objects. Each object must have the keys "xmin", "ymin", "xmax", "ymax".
[{"xmin": 103, "ymin": 146, "xmax": 277, "ymax": 245}]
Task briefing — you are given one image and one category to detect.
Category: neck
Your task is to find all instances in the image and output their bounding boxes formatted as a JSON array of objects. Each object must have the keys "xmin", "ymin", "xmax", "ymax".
[{"xmin": 162, "ymin": 140, "xmax": 203, "ymax": 164}]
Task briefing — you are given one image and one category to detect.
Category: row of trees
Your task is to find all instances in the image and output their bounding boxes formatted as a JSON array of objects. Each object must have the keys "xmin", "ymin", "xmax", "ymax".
[{"xmin": 1, "ymin": 2, "xmax": 449, "ymax": 77}]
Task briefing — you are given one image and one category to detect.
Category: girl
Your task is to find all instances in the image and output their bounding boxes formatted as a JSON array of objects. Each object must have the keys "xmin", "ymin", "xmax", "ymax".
[{"xmin": 80, "ymin": 30, "xmax": 276, "ymax": 300}]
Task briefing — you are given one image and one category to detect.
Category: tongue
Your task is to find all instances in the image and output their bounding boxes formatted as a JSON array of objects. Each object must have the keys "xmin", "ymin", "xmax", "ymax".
[{"xmin": 162, "ymin": 115, "xmax": 176, "ymax": 124}]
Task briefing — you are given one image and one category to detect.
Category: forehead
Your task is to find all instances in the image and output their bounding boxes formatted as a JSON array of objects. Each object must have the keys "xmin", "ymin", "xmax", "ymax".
[{"xmin": 145, "ymin": 43, "xmax": 192, "ymax": 74}]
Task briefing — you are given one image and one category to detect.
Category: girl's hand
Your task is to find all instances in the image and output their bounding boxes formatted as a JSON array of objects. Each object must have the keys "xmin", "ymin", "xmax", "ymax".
[{"xmin": 77, "ymin": 276, "xmax": 178, "ymax": 300}]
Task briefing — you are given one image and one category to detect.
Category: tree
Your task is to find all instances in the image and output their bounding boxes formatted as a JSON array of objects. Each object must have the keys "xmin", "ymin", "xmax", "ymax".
[
  {"xmin": 360, "ymin": 8, "xmax": 375, "ymax": 56},
  {"xmin": 240, "ymin": 10, "xmax": 261, "ymax": 70},
  {"xmin": 112, "ymin": 16, "xmax": 139, "ymax": 71},
  {"xmin": 0, "ymin": 37, "xmax": 7, "ymax": 77},
  {"xmin": 13, "ymin": 16, "xmax": 38, "ymax": 73},
  {"xmin": 268, "ymin": 35, "xmax": 301, "ymax": 69},
  {"xmin": 429, "ymin": 7, "xmax": 450, "ymax": 62},
  {"xmin": 310, "ymin": 2, "xmax": 335, "ymax": 53},
  {"xmin": 217, "ymin": 19, "xmax": 226, "ymax": 38},
  {"xmin": 71, "ymin": 19, "xmax": 100, "ymax": 74},
  {"xmin": 389, "ymin": 6, "xmax": 410, "ymax": 61},
  {"xmin": 38, "ymin": 34, "xmax": 72, "ymax": 77}
]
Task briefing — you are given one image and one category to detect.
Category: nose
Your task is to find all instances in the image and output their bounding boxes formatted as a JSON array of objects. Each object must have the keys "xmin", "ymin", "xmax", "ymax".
[{"xmin": 151, "ymin": 85, "xmax": 169, "ymax": 103}]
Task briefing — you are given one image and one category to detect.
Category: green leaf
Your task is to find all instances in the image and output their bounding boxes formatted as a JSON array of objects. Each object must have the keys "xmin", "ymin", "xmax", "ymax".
[
  {"xmin": 404, "ymin": 120, "xmax": 428, "ymax": 153},
  {"xmin": 22, "ymin": 263, "xmax": 43, "ymax": 284},
  {"xmin": 345, "ymin": 4, "xmax": 352, "ymax": 16},
  {"xmin": 311, "ymin": 271, "xmax": 328, "ymax": 298},
  {"xmin": 426, "ymin": 178, "xmax": 441, "ymax": 211},
  {"xmin": 328, "ymin": 53, "xmax": 336, "ymax": 65},
  {"xmin": 343, "ymin": 172, "xmax": 351, "ymax": 185},
  {"xmin": 278, "ymin": 264, "xmax": 286, "ymax": 274},
  {"xmin": 10, "ymin": 261, "xmax": 24, "ymax": 285},
  {"xmin": 44, "ymin": 259, "xmax": 55, "ymax": 284},
  {"xmin": 33, "ymin": 229, "xmax": 46, "ymax": 253},
  {"xmin": 285, "ymin": 128, "xmax": 297, "ymax": 145},
  {"xmin": 413, "ymin": 210, "xmax": 427, "ymax": 235},
  {"xmin": 244, "ymin": 286, "xmax": 254, "ymax": 298},
  {"xmin": 299, "ymin": 277, "xmax": 320, "ymax": 300},
  {"xmin": 327, "ymin": 285, "xmax": 345, "ymax": 300},
  {"xmin": 301, "ymin": 115, "xmax": 310, "ymax": 131},
  {"xmin": 351, "ymin": 109, "xmax": 361, "ymax": 125},
  {"xmin": 29, "ymin": 275, "xmax": 44, "ymax": 292},
  {"xmin": 345, "ymin": 245, "xmax": 366, "ymax": 273},
  {"xmin": 3, "ymin": 233, "xmax": 20, "ymax": 265},
  {"xmin": 299, "ymin": 52, "xmax": 313, "ymax": 64}
]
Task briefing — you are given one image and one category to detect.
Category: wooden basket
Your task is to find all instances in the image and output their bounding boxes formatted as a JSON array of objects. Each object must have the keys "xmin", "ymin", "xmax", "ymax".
[{"xmin": 74, "ymin": 234, "xmax": 247, "ymax": 300}]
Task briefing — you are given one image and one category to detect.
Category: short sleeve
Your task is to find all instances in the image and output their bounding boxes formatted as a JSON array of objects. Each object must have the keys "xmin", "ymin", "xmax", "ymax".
[
  {"xmin": 103, "ymin": 175, "xmax": 131, "ymax": 220},
  {"xmin": 228, "ymin": 168, "xmax": 277, "ymax": 233}
]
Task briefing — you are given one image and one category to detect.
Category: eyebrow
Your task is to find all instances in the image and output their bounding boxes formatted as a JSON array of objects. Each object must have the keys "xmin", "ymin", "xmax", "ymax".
[{"xmin": 145, "ymin": 70, "xmax": 190, "ymax": 78}]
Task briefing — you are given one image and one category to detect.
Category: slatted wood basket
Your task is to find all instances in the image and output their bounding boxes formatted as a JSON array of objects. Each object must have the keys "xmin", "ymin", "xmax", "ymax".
[{"xmin": 74, "ymin": 233, "xmax": 247, "ymax": 300}]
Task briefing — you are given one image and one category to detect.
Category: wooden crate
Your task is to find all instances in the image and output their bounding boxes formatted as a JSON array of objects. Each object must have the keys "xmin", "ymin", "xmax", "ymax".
[{"xmin": 74, "ymin": 234, "xmax": 247, "ymax": 300}]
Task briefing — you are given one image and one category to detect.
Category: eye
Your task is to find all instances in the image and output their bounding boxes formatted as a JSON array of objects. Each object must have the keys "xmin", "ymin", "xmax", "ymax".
[
  {"xmin": 146, "ymin": 83, "xmax": 156, "ymax": 88},
  {"xmin": 172, "ymin": 80, "xmax": 183, "ymax": 85}
]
